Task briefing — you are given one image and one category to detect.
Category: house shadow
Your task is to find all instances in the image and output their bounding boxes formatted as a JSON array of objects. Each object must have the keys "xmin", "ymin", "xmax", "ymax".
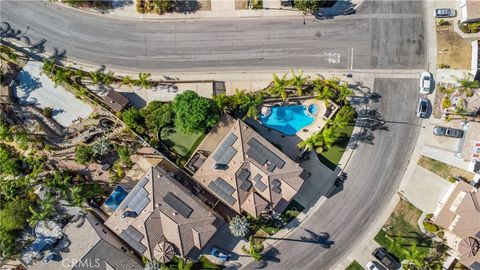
[{"xmin": 122, "ymin": 91, "xmax": 146, "ymax": 108}]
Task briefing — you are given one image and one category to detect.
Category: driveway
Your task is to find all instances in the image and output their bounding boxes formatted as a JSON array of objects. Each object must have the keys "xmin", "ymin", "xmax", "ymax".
[
  {"xmin": 400, "ymin": 165, "xmax": 452, "ymax": 214},
  {"xmin": 14, "ymin": 61, "xmax": 93, "ymax": 127}
]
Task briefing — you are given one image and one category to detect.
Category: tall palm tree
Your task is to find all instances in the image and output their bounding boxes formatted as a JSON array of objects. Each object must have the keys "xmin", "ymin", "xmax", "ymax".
[
  {"xmin": 242, "ymin": 93, "xmax": 263, "ymax": 120},
  {"xmin": 233, "ymin": 89, "xmax": 248, "ymax": 110},
  {"xmin": 313, "ymin": 80, "xmax": 336, "ymax": 101},
  {"xmin": 321, "ymin": 126, "xmax": 339, "ymax": 150},
  {"xmin": 229, "ymin": 215, "xmax": 250, "ymax": 237},
  {"xmin": 270, "ymin": 73, "xmax": 288, "ymax": 101},
  {"xmin": 289, "ymin": 69, "xmax": 308, "ymax": 96},
  {"xmin": 122, "ymin": 75, "xmax": 133, "ymax": 87},
  {"xmin": 297, "ymin": 132, "xmax": 325, "ymax": 153},
  {"xmin": 89, "ymin": 70, "xmax": 102, "ymax": 85},
  {"xmin": 177, "ymin": 258, "xmax": 193, "ymax": 270},
  {"xmin": 28, "ymin": 196, "xmax": 56, "ymax": 227},
  {"xmin": 102, "ymin": 71, "xmax": 115, "ymax": 86},
  {"xmin": 213, "ymin": 92, "xmax": 232, "ymax": 114},
  {"xmin": 336, "ymin": 83, "xmax": 353, "ymax": 105},
  {"xmin": 241, "ymin": 236, "xmax": 264, "ymax": 261},
  {"xmin": 52, "ymin": 68, "xmax": 71, "ymax": 88},
  {"xmin": 41, "ymin": 58, "xmax": 55, "ymax": 76},
  {"xmin": 403, "ymin": 243, "xmax": 425, "ymax": 269},
  {"xmin": 137, "ymin": 72, "xmax": 152, "ymax": 89},
  {"xmin": 116, "ymin": 145, "xmax": 133, "ymax": 167}
]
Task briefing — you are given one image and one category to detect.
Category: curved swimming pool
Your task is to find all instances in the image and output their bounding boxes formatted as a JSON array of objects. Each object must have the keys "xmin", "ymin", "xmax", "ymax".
[{"xmin": 259, "ymin": 105, "xmax": 314, "ymax": 136}]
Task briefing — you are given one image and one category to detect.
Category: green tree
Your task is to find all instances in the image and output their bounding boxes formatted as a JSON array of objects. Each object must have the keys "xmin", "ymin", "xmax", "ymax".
[
  {"xmin": 177, "ymin": 258, "xmax": 193, "ymax": 270},
  {"xmin": 41, "ymin": 58, "xmax": 55, "ymax": 76},
  {"xmin": 102, "ymin": 71, "xmax": 115, "ymax": 86},
  {"xmin": 229, "ymin": 215, "xmax": 250, "ymax": 237},
  {"xmin": 75, "ymin": 145, "xmax": 94, "ymax": 165},
  {"xmin": 45, "ymin": 170, "xmax": 72, "ymax": 198},
  {"xmin": 331, "ymin": 105, "xmax": 355, "ymax": 129},
  {"xmin": 42, "ymin": 107, "xmax": 53, "ymax": 118},
  {"xmin": 289, "ymin": 69, "xmax": 308, "ymax": 96},
  {"xmin": 321, "ymin": 126, "xmax": 339, "ymax": 150},
  {"xmin": 294, "ymin": 0, "xmax": 319, "ymax": 15},
  {"xmin": 52, "ymin": 68, "xmax": 71, "ymax": 88},
  {"xmin": 172, "ymin": 90, "xmax": 220, "ymax": 134},
  {"xmin": 241, "ymin": 236, "xmax": 264, "ymax": 261},
  {"xmin": 298, "ymin": 132, "xmax": 325, "ymax": 153},
  {"xmin": 241, "ymin": 93, "xmax": 264, "ymax": 120},
  {"xmin": 0, "ymin": 121, "xmax": 12, "ymax": 141},
  {"xmin": 0, "ymin": 143, "xmax": 20, "ymax": 176},
  {"xmin": 232, "ymin": 89, "xmax": 249, "ymax": 110},
  {"xmin": 403, "ymin": 243, "xmax": 426, "ymax": 269},
  {"xmin": 313, "ymin": 79, "xmax": 336, "ymax": 101},
  {"xmin": 269, "ymin": 73, "xmax": 289, "ymax": 101},
  {"xmin": 122, "ymin": 107, "xmax": 146, "ymax": 134},
  {"xmin": 13, "ymin": 131, "xmax": 29, "ymax": 150},
  {"xmin": 89, "ymin": 70, "xmax": 102, "ymax": 84},
  {"xmin": 116, "ymin": 145, "xmax": 133, "ymax": 167},
  {"xmin": 122, "ymin": 75, "xmax": 133, "ymax": 86},
  {"xmin": 213, "ymin": 92, "xmax": 233, "ymax": 114},
  {"xmin": 0, "ymin": 200, "xmax": 29, "ymax": 231},
  {"xmin": 141, "ymin": 101, "xmax": 174, "ymax": 133},
  {"xmin": 335, "ymin": 83, "xmax": 353, "ymax": 105}
]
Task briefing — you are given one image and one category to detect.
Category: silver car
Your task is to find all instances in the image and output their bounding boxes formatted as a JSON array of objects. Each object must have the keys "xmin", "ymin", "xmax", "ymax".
[
  {"xmin": 433, "ymin": 126, "xmax": 464, "ymax": 138},
  {"xmin": 434, "ymin": 8, "xmax": 456, "ymax": 18},
  {"xmin": 419, "ymin": 71, "xmax": 432, "ymax": 94}
]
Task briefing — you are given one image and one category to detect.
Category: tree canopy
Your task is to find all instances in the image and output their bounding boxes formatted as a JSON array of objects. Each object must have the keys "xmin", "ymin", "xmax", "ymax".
[
  {"xmin": 75, "ymin": 144, "xmax": 94, "ymax": 165},
  {"xmin": 141, "ymin": 101, "xmax": 174, "ymax": 133},
  {"xmin": 172, "ymin": 90, "xmax": 219, "ymax": 134}
]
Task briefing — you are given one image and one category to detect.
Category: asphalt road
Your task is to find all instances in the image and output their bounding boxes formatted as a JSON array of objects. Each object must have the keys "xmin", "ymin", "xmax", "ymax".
[
  {"xmin": 244, "ymin": 78, "xmax": 422, "ymax": 270},
  {"xmin": 1, "ymin": 0, "xmax": 424, "ymax": 72}
]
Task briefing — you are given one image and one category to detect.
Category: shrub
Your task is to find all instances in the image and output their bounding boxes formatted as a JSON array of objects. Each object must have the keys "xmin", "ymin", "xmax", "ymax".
[
  {"xmin": 423, "ymin": 221, "xmax": 439, "ymax": 233},
  {"xmin": 75, "ymin": 145, "xmax": 94, "ymax": 165},
  {"xmin": 437, "ymin": 230, "xmax": 445, "ymax": 238},
  {"xmin": 441, "ymin": 97, "xmax": 451, "ymax": 109},
  {"xmin": 437, "ymin": 19, "xmax": 449, "ymax": 26},
  {"xmin": 438, "ymin": 63, "xmax": 450, "ymax": 69},
  {"xmin": 425, "ymin": 213, "xmax": 433, "ymax": 219}
]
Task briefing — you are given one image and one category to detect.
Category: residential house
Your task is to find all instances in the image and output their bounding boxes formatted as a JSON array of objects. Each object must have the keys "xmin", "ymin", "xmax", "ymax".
[
  {"xmin": 461, "ymin": 0, "xmax": 480, "ymax": 23},
  {"xmin": 187, "ymin": 115, "xmax": 305, "ymax": 218},
  {"xmin": 432, "ymin": 181, "xmax": 480, "ymax": 269},
  {"xmin": 28, "ymin": 213, "xmax": 143, "ymax": 270},
  {"xmin": 103, "ymin": 90, "xmax": 129, "ymax": 112},
  {"xmin": 105, "ymin": 166, "xmax": 224, "ymax": 261}
]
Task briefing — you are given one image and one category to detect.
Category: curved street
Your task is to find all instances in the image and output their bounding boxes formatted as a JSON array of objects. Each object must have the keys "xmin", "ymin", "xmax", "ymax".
[{"xmin": 0, "ymin": 0, "xmax": 426, "ymax": 269}]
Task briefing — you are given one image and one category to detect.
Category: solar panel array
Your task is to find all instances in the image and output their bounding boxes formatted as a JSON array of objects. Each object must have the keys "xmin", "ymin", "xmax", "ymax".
[
  {"xmin": 120, "ymin": 177, "xmax": 150, "ymax": 215},
  {"xmin": 271, "ymin": 179, "xmax": 282, "ymax": 194},
  {"xmin": 208, "ymin": 177, "xmax": 236, "ymax": 205},
  {"xmin": 246, "ymin": 138, "xmax": 285, "ymax": 172},
  {"xmin": 212, "ymin": 133, "xmax": 238, "ymax": 166},
  {"xmin": 237, "ymin": 168, "xmax": 252, "ymax": 192},
  {"xmin": 253, "ymin": 174, "xmax": 267, "ymax": 192},
  {"xmin": 120, "ymin": 226, "xmax": 147, "ymax": 254},
  {"xmin": 164, "ymin": 192, "xmax": 193, "ymax": 218}
]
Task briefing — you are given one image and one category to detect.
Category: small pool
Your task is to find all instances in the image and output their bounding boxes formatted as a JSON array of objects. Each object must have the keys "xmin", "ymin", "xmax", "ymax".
[
  {"xmin": 259, "ymin": 105, "xmax": 314, "ymax": 136},
  {"xmin": 104, "ymin": 186, "xmax": 128, "ymax": 211},
  {"xmin": 308, "ymin": 104, "xmax": 319, "ymax": 115}
]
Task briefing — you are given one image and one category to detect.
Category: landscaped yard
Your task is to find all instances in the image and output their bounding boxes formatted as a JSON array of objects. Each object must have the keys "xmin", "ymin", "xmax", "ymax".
[
  {"xmin": 374, "ymin": 199, "xmax": 431, "ymax": 261},
  {"xmin": 160, "ymin": 127, "xmax": 204, "ymax": 157},
  {"xmin": 418, "ymin": 156, "xmax": 475, "ymax": 182},
  {"xmin": 318, "ymin": 123, "xmax": 354, "ymax": 170},
  {"xmin": 345, "ymin": 260, "xmax": 364, "ymax": 270}
]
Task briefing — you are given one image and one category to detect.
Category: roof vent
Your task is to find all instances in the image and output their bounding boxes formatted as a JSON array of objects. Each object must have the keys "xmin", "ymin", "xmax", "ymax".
[
  {"xmin": 173, "ymin": 212, "xmax": 178, "ymax": 216},
  {"xmin": 156, "ymin": 203, "xmax": 160, "ymax": 208}
]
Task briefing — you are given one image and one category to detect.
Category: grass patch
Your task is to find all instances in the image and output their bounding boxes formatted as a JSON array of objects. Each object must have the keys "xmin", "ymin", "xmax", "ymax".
[
  {"xmin": 374, "ymin": 199, "xmax": 431, "ymax": 261},
  {"xmin": 318, "ymin": 123, "xmax": 354, "ymax": 170},
  {"xmin": 418, "ymin": 156, "xmax": 475, "ymax": 181},
  {"xmin": 345, "ymin": 260, "xmax": 364, "ymax": 270},
  {"xmin": 161, "ymin": 127, "xmax": 204, "ymax": 157},
  {"xmin": 193, "ymin": 256, "xmax": 223, "ymax": 270}
]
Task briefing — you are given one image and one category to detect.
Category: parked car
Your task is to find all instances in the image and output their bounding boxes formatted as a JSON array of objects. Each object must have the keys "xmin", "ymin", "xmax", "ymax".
[
  {"xmin": 419, "ymin": 72, "xmax": 433, "ymax": 94},
  {"xmin": 433, "ymin": 126, "xmax": 464, "ymax": 138},
  {"xmin": 434, "ymin": 8, "xmax": 456, "ymax": 18},
  {"xmin": 366, "ymin": 261, "xmax": 380, "ymax": 270},
  {"xmin": 416, "ymin": 98, "xmax": 429, "ymax": 118},
  {"xmin": 372, "ymin": 248, "xmax": 399, "ymax": 270},
  {"xmin": 280, "ymin": 0, "xmax": 292, "ymax": 7},
  {"xmin": 210, "ymin": 247, "xmax": 231, "ymax": 262}
]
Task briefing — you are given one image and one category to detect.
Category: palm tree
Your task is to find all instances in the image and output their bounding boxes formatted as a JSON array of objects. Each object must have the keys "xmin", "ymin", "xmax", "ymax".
[
  {"xmin": 313, "ymin": 80, "xmax": 336, "ymax": 101},
  {"xmin": 73, "ymin": 69, "xmax": 84, "ymax": 80},
  {"xmin": 92, "ymin": 137, "xmax": 111, "ymax": 156},
  {"xmin": 321, "ymin": 126, "xmax": 339, "ymax": 150},
  {"xmin": 122, "ymin": 75, "xmax": 133, "ymax": 86},
  {"xmin": 403, "ymin": 243, "xmax": 425, "ymax": 269},
  {"xmin": 177, "ymin": 258, "xmax": 193, "ymax": 270},
  {"xmin": 71, "ymin": 185, "xmax": 83, "ymax": 206},
  {"xmin": 289, "ymin": 69, "xmax": 308, "ymax": 96},
  {"xmin": 336, "ymin": 83, "xmax": 353, "ymax": 105},
  {"xmin": 241, "ymin": 236, "xmax": 264, "ymax": 261},
  {"xmin": 46, "ymin": 171, "xmax": 71, "ymax": 198},
  {"xmin": 102, "ymin": 71, "xmax": 115, "ymax": 86},
  {"xmin": 28, "ymin": 196, "xmax": 56, "ymax": 227},
  {"xmin": 41, "ymin": 58, "xmax": 55, "ymax": 76},
  {"xmin": 52, "ymin": 68, "xmax": 71, "ymax": 88},
  {"xmin": 89, "ymin": 70, "xmax": 102, "ymax": 85},
  {"xmin": 298, "ymin": 132, "xmax": 326, "ymax": 153},
  {"xmin": 137, "ymin": 72, "xmax": 152, "ymax": 89},
  {"xmin": 213, "ymin": 92, "xmax": 232, "ymax": 114},
  {"xmin": 242, "ymin": 93, "xmax": 264, "ymax": 120},
  {"xmin": 229, "ymin": 215, "xmax": 250, "ymax": 237},
  {"xmin": 232, "ymin": 89, "xmax": 248, "ymax": 110},
  {"xmin": 270, "ymin": 73, "xmax": 289, "ymax": 101},
  {"xmin": 116, "ymin": 145, "xmax": 133, "ymax": 167}
]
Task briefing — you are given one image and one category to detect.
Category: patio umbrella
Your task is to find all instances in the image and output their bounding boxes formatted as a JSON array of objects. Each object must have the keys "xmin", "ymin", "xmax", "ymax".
[
  {"xmin": 459, "ymin": 237, "xmax": 479, "ymax": 259},
  {"xmin": 153, "ymin": 237, "xmax": 176, "ymax": 263}
]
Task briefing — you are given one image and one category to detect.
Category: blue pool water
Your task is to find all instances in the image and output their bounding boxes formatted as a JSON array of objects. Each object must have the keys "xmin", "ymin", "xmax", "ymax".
[
  {"xmin": 259, "ymin": 105, "xmax": 314, "ymax": 136},
  {"xmin": 308, "ymin": 104, "xmax": 319, "ymax": 115},
  {"xmin": 104, "ymin": 186, "xmax": 128, "ymax": 211}
]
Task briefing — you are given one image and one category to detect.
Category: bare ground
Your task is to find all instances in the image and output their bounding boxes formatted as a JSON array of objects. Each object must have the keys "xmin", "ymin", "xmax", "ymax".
[{"xmin": 436, "ymin": 24, "xmax": 475, "ymax": 69}]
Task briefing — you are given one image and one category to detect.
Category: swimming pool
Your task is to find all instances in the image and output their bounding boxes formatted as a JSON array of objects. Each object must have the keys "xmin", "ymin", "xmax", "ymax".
[
  {"xmin": 104, "ymin": 186, "xmax": 128, "ymax": 211},
  {"xmin": 259, "ymin": 105, "xmax": 314, "ymax": 136}
]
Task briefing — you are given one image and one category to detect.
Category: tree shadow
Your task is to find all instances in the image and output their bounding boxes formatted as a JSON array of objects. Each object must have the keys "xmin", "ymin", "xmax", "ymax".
[
  {"xmin": 13, "ymin": 69, "xmax": 43, "ymax": 104},
  {"xmin": 175, "ymin": 0, "xmax": 201, "ymax": 14},
  {"xmin": 255, "ymin": 230, "xmax": 334, "ymax": 247},
  {"xmin": 254, "ymin": 247, "xmax": 281, "ymax": 269}
]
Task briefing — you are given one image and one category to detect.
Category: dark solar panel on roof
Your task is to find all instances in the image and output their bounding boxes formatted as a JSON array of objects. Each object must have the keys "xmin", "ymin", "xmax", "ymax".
[
  {"xmin": 253, "ymin": 174, "xmax": 262, "ymax": 182},
  {"xmin": 239, "ymin": 180, "xmax": 252, "ymax": 192},
  {"xmin": 272, "ymin": 186, "xmax": 282, "ymax": 194},
  {"xmin": 208, "ymin": 178, "xmax": 237, "ymax": 206},
  {"xmin": 238, "ymin": 169, "xmax": 251, "ymax": 181},
  {"xmin": 120, "ymin": 226, "xmax": 147, "ymax": 254},
  {"xmin": 247, "ymin": 138, "xmax": 285, "ymax": 171},
  {"xmin": 254, "ymin": 180, "xmax": 267, "ymax": 192},
  {"xmin": 119, "ymin": 177, "xmax": 150, "ymax": 214},
  {"xmin": 164, "ymin": 192, "xmax": 193, "ymax": 218},
  {"xmin": 212, "ymin": 133, "xmax": 238, "ymax": 165}
]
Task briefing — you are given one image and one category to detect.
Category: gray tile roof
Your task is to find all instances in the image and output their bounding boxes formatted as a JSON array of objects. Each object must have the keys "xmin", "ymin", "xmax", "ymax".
[{"xmin": 72, "ymin": 240, "xmax": 142, "ymax": 270}]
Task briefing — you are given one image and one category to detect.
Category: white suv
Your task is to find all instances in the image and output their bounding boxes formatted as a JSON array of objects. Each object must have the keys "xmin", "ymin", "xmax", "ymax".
[{"xmin": 420, "ymin": 72, "xmax": 432, "ymax": 94}]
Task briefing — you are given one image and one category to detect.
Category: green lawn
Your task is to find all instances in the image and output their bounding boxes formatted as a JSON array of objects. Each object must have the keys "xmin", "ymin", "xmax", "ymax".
[
  {"xmin": 345, "ymin": 260, "xmax": 364, "ymax": 270},
  {"xmin": 374, "ymin": 200, "xmax": 432, "ymax": 261},
  {"xmin": 318, "ymin": 123, "xmax": 354, "ymax": 170},
  {"xmin": 193, "ymin": 256, "xmax": 222, "ymax": 270},
  {"xmin": 160, "ymin": 127, "xmax": 204, "ymax": 157}
]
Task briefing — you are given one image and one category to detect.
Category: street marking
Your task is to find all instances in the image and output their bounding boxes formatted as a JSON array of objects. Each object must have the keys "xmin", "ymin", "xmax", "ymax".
[
  {"xmin": 323, "ymin": 52, "xmax": 341, "ymax": 64},
  {"xmin": 350, "ymin": 47, "xmax": 354, "ymax": 70}
]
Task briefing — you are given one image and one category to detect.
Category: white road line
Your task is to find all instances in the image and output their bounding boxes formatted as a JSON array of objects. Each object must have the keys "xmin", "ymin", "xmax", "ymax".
[{"xmin": 350, "ymin": 47, "xmax": 354, "ymax": 70}]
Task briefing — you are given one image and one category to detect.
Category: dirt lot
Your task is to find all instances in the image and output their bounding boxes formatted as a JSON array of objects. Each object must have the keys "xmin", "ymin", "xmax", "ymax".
[
  {"xmin": 436, "ymin": 24, "xmax": 475, "ymax": 69},
  {"xmin": 418, "ymin": 156, "xmax": 476, "ymax": 181}
]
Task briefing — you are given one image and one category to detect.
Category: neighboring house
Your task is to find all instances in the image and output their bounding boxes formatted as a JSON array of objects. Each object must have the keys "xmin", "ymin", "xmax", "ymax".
[
  {"xmin": 28, "ymin": 213, "xmax": 143, "ymax": 270},
  {"xmin": 186, "ymin": 115, "xmax": 305, "ymax": 218},
  {"xmin": 103, "ymin": 90, "xmax": 129, "ymax": 112},
  {"xmin": 461, "ymin": 122, "xmax": 480, "ymax": 174},
  {"xmin": 105, "ymin": 166, "xmax": 224, "ymax": 262},
  {"xmin": 461, "ymin": 0, "xmax": 480, "ymax": 23},
  {"xmin": 473, "ymin": 40, "xmax": 480, "ymax": 80},
  {"xmin": 432, "ymin": 181, "xmax": 480, "ymax": 270}
]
